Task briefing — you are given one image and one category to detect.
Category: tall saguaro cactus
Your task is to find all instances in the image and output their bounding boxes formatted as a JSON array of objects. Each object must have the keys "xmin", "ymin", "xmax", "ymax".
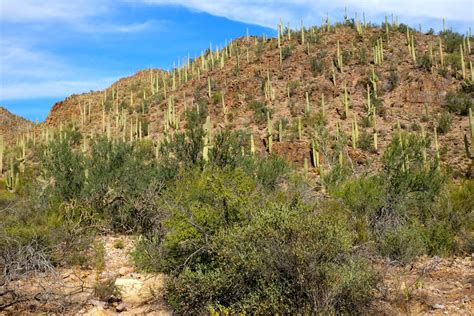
[
  {"xmin": 0, "ymin": 136, "xmax": 3, "ymax": 175},
  {"xmin": 5, "ymin": 158, "xmax": 19, "ymax": 193},
  {"xmin": 465, "ymin": 108, "xmax": 474, "ymax": 159}
]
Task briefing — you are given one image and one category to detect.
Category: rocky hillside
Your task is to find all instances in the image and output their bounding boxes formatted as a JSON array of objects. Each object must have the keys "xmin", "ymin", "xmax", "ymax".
[
  {"xmin": 0, "ymin": 107, "xmax": 33, "ymax": 145},
  {"xmin": 9, "ymin": 22, "xmax": 474, "ymax": 175}
]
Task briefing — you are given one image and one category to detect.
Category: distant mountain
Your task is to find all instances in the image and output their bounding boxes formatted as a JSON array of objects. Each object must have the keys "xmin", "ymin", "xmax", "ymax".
[{"xmin": 0, "ymin": 106, "xmax": 33, "ymax": 145}]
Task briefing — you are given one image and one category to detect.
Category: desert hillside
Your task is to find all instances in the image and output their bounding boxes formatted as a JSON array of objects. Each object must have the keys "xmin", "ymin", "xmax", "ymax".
[
  {"xmin": 0, "ymin": 107, "xmax": 33, "ymax": 145},
  {"xmin": 1, "ymin": 18, "xmax": 473, "ymax": 315},
  {"xmin": 22, "ymin": 23, "xmax": 473, "ymax": 176}
]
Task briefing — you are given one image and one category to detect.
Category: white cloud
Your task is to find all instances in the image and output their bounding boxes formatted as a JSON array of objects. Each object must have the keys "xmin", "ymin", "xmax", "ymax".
[
  {"xmin": 0, "ymin": 0, "xmax": 106, "ymax": 22},
  {"xmin": 0, "ymin": 38, "xmax": 117, "ymax": 100},
  {"xmin": 0, "ymin": 0, "xmax": 157, "ymax": 33},
  {"xmin": 139, "ymin": 0, "xmax": 473, "ymax": 29},
  {"xmin": 0, "ymin": 78, "xmax": 117, "ymax": 100},
  {"xmin": 75, "ymin": 20, "xmax": 159, "ymax": 33}
]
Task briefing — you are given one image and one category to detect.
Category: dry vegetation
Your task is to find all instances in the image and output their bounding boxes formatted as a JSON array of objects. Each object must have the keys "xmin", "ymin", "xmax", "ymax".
[{"xmin": 1, "ymin": 15, "xmax": 473, "ymax": 314}]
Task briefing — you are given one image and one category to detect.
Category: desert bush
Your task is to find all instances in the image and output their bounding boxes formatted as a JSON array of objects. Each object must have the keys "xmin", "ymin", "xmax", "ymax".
[
  {"xmin": 444, "ymin": 90, "xmax": 473, "ymax": 115},
  {"xmin": 158, "ymin": 167, "xmax": 260, "ymax": 271},
  {"xmin": 252, "ymin": 154, "xmax": 290, "ymax": 190},
  {"xmin": 165, "ymin": 203, "xmax": 379, "ymax": 314},
  {"xmin": 281, "ymin": 45, "xmax": 292, "ymax": 60},
  {"xmin": 160, "ymin": 127, "xmax": 205, "ymax": 167},
  {"xmin": 436, "ymin": 111, "xmax": 453, "ymax": 134},
  {"xmin": 386, "ymin": 69, "xmax": 399, "ymax": 92},
  {"xmin": 211, "ymin": 91, "xmax": 222, "ymax": 105},
  {"xmin": 310, "ymin": 56, "xmax": 324, "ymax": 75},
  {"xmin": 418, "ymin": 53, "xmax": 433, "ymax": 71},
  {"xmin": 186, "ymin": 98, "xmax": 208, "ymax": 129},
  {"xmin": 379, "ymin": 224, "xmax": 427, "ymax": 263},
  {"xmin": 39, "ymin": 138, "xmax": 85, "ymax": 201},
  {"xmin": 248, "ymin": 101, "xmax": 271, "ymax": 125},
  {"xmin": 358, "ymin": 131, "xmax": 377, "ymax": 152},
  {"xmin": 209, "ymin": 129, "xmax": 247, "ymax": 169},
  {"xmin": 440, "ymin": 30, "xmax": 464, "ymax": 53},
  {"xmin": 93, "ymin": 278, "xmax": 121, "ymax": 302}
]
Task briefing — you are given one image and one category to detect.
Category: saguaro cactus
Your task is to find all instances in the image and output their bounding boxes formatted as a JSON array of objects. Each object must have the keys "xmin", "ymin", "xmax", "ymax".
[
  {"xmin": 250, "ymin": 134, "xmax": 255, "ymax": 155},
  {"xmin": 311, "ymin": 140, "xmax": 320, "ymax": 168},
  {"xmin": 336, "ymin": 40, "xmax": 343, "ymax": 72},
  {"xmin": 460, "ymin": 44, "xmax": 466, "ymax": 79},
  {"xmin": 0, "ymin": 136, "xmax": 3, "ymax": 175},
  {"xmin": 465, "ymin": 108, "xmax": 474, "ymax": 158},
  {"xmin": 5, "ymin": 158, "xmax": 19, "ymax": 193}
]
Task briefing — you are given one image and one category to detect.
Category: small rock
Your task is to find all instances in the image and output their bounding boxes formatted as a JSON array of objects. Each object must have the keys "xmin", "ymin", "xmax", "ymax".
[
  {"xmin": 84, "ymin": 307, "xmax": 107, "ymax": 316},
  {"xmin": 118, "ymin": 266, "xmax": 133, "ymax": 276},
  {"xmin": 116, "ymin": 303, "xmax": 128, "ymax": 312},
  {"xmin": 90, "ymin": 300, "xmax": 106, "ymax": 308},
  {"xmin": 432, "ymin": 303, "xmax": 445, "ymax": 310}
]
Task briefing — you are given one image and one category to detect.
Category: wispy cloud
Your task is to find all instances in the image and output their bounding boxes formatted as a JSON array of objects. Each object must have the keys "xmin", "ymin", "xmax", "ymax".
[
  {"xmin": 1, "ymin": 78, "xmax": 117, "ymax": 100},
  {"xmin": 0, "ymin": 0, "xmax": 107, "ymax": 22},
  {"xmin": 0, "ymin": 38, "xmax": 115, "ymax": 100},
  {"xmin": 139, "ymin": 0, "xmax": 473, "ymax": 29},
  {"xmin": 76, "ymin": 20, "xmax": 160, "ymax": 33}
]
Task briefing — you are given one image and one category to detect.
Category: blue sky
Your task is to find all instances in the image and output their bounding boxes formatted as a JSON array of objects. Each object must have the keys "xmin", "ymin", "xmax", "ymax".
[{"xmin": 0, "ymin": 0, "xmax": 472, "ymax": 121}]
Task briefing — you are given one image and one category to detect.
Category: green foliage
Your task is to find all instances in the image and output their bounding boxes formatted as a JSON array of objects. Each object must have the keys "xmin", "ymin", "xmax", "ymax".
[
  {"xmin": 253, "ymin": 155, "xmax": 290, "ymax": 190},
  {"xmin": 39, "ymin": 138, "xmax": 85, "ymax": 201},
  {"xmin": 211, "ymin": 91, "xmax": 222, "ymax": 105},
  {"xmin": 281, "ymin": 45, "xmax": 293, "ymax": 60},
  {"xmin": 186, "ymin": 98, "xmax": 208, "ymax": 129},
  {"xmin": 380, "ymin": 224, "xmax": 427, "ymax": 264},
  {"xmin": 418, "ymin": 53, "xmax": 433, "ymax": 71},
  {"xmin": 445, "ymin": 90, "xmax": 473, "ymax": 116},
  {"xmin": 93, "ymin": 241, "xmax": 106, "ymax": 273},
  {"xmin": 310, "ymin": 56, "xmax": 324, "ymax": 76},
  {"xmin": 159, "ymin": 167, "xmax": 260, "ymax": 271},
  {"xmin": 436, "ymin": 111, "xmax": 453, "ymax": 134},
  {"xmin": 160, "ymin": 127, "xmax": 205, "ymax": 167},
  {"xmin": 358, "ymin": 131, "xmax": 376, "ymax": 153},
  {"xmin": 165, "ymin": 203, "xmax": 378, "ymax": 314},
  {"xmin": 387, "ymin": 69, "xmax": 399, "ymax": 92},
  {"xmin": 248, "ymin": 101, "xmax": 271, "ymax": 125},
  {"xmin": 209, "ymin": 129, "xmax": 247, "ymax": 169},
  {"xmin": 113, "ymin": 239, "xmax": 125, "ymax": 249},
  {"xmin": 440, "ymin": 30, "xmax": 464, "ymax": 53},
  {"xmin": 93, "ymin": 278, "xmax": 121, "ymax": 301}
]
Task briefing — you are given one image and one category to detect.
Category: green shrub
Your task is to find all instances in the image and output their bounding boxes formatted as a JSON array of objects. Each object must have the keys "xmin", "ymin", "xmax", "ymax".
[
  {"xmin": 436, "ymin": 111, "xmax": 453, "ymax": 134},
  {"xmin": 209, "ymin": 130, "xmax": 247, "ymax": 169},
  {"xmin": 444, "ymin": 90, "xmax": 473, "ymax": 115},
  {"xmin": 358, "ymin": 131, "xmax": 376, "ymax": 153},
  {"xmin": 440, "ymin": 30, "xmax": 464, "ymax": 53},
  {"xmin": 158, "ymin": 167, "xmax": 260, "ymax": 271},
  {"xmin": 418, "ymin": 53, "xmax": 433, "ymax": 71},
  {"xmin": 281, "ymin": 45, "xmax": 292, "ymax": 60},
  {"xmin": 186, "ymin": 102, "xmax": 208, "ymax": 129},
  {"xmin": 211, "ymin": 91, "xmax": 222, "ymax": 105},
  {"xmin": 253, "ymin": 155, "xmax": 290, "ymax": 190},
  {"xmin": 248, "ymin": 101, "xmax": 271, "ymax": 125},
  {"xmin": 165, "ymin": 203, "xmax": 379, "ymax": 314},
  {"xmin": 310, "ymin": 56, "xmax": 324, "ymax": 75},
  {"xmin": 93, "ymin": 278, "xmax": 121, "ymax": 302},
  {"xmin": 39, "ymin": 138, "xmax": 85, "ymax": 201},
  {"xmin": 386, "ymin": 69, "xmax": 399, "ymax": 92},
  {"xmin": 380, "ymin": 224, "xmax": 427, "ymax": 264},
  {"xmin": 113, "ymin": 239, "xmax": 125, "ymax": 249}
]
